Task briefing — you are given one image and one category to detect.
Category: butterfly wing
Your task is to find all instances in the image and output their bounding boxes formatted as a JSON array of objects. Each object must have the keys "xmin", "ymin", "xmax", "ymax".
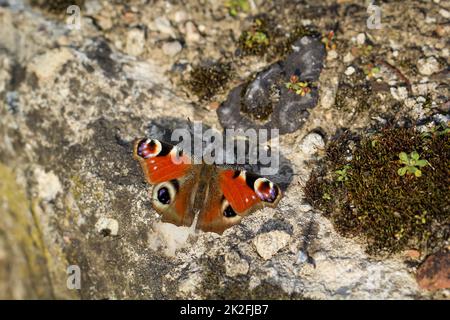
[
  {"xmin": 196, "ymin": 169, "xmax": 282, "ymax": 234},
  {"xmin": 133, "ymin": 138, "xmax": 200, "ymax": 227}
]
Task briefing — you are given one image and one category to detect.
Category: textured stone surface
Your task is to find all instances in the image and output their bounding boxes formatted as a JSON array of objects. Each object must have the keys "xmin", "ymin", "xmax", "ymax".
[
  {"xmin": 416, "ymin": 249, "xmax": 450, "ymax": 291},
  {"xmin": 0, "ymin": 0, "xmax": 448, "ymax": 300},
  {"xmin": 224, "ymin": 251, "xmax": 250, "ymax": 277},
  {"xmin": 253, "ymin": 231, "xmax": 291, "ymax": 260},
  {"xmin": 417, "ymin": 57, "xmax": 440, "ymax": 76}
]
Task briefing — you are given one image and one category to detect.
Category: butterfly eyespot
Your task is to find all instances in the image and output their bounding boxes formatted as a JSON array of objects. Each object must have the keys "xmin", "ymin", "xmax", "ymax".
[
  {"xmin": 136, "ymin": 139, "xmax": 162, "ymax": 159},
  {"xmin": 152, "ymin": 181, "xmax": 178, "ymax": 209},
  {"xmin": 223, "ymin": 205, "xmax": 237, "ymax": 218},
  {"xmin": 220, "ymin": 198, "xmax": 237, "ymax": 218},
  {"xmin": 157, "ymin": 187, "xmax": 171, "ymax": 204},
  {"xmin": 254, "ymin": 178, "xmax": 279, "ymax": 203}
]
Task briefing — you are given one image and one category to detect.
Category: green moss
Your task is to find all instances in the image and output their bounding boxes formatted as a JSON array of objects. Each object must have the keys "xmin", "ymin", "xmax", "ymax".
[
  {"xmin": 200, "ymin": 256, "xmax": 305, "ymax": 299},
  {"xmin": 237, "ymin": 16, "xmax": 320, "ymax": 60},
  {"xmin": 271, "ymin": 25, "xmax": 320, "ymax": 58},
  {"xmin": 186, "ymin": 61, "xmax": 233, "ymax": 101},
  {"xmin": 334, "ymin": 68, "xmax": 380, "ymax": 112},
  {"xmin": 225, "ymin": 0, "xmax": 250, "ymax": 17},
  {"xmin": 304, "ymin": 125, "xmax": 450, "ymax": 255}
]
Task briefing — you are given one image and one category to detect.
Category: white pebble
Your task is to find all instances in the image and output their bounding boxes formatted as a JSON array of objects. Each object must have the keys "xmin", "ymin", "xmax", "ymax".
[
  {"xmin": 125, "ymin": 28, "xmax": 145, "ymax": 56},
  {"xmin": 439, "ymin": 9, "xmax": 450, "ymax": 19},
  {"xmin": 327, "ymin": 50, "xmax": 338, "ymax": 60},
  {"xmin": 95, "ymin": 217, "xmax": 119, "ymax": 236},
  {"xmin": 173, "ymin": 10, "xmax": 188, "ymax": 23},
  {"xmin": 390, "ymin": 86, "xmax": 409, "ymax": 101},
  {"xmin": 417, "ymin": 57, "xmax": 440, "ymax": 76},
  {"xmin": 184, "ymin": 21, "xmax": 201, "ymax": 44},
  {"xmin": 162, "ymin": 41, "xmax": 182, "ymax": 57},
  {"xmin": 153, "ymin": 17, "xmax": 175, "ymax": 37},
  {"xmin": 299, "ymin": 132, "xmax": 325, "ymax": 156},
  {"xmin": 356, "ymin": 33, "xmax": 366, "ymax": 45},
  {"xmin": 34, "ymin": 168, "xmax": 62, "ymax": 201},
  {"xmin": 345, "ymin": 66, "xmax": 356, "ymax": 76},
  {"xmin": 343, "ymin": 52, "xmax": 355, "ymax": 63}
]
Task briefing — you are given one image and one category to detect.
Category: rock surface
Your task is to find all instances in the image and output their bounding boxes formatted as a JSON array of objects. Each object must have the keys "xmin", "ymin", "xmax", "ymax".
[
  {"xmin": 253, "ymin": 231, "xmax": 291, "ymax": 260},
  {"xmin": 0, "ymin": 0, "xmax": 448, "ymax": 300},
  {"xmin": 416, "ymin": 249, "xmax": 450, "ymax": 291},
  {"xmin": 417, "ymin": 57, "xmax": 440, "ymax": 76}
]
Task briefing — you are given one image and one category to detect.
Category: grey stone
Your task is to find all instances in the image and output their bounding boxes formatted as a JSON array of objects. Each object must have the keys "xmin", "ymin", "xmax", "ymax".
[{"xmin": 217, "ymin": 36, "xmax": 326, "ymax": 134}]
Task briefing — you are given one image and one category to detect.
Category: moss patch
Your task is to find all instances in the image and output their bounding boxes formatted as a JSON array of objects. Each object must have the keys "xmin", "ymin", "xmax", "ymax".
[
  {"xmin": 237, "ymin": 15, "xmax": 320, "ymax": 60},
  {"xmin": 270, "ymin": 25, "xmax": 320, "ymax": 58},
  {"xmin": 304, "ymin": 125, "xmax": 450, "ymax": 255},
  {"xmin": 186, "ymin": 61, "xmax": 233, "ymax": 101}
]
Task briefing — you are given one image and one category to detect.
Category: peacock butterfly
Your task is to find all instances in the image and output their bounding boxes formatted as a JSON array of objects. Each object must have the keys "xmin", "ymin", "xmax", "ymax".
[{"xmin": 133, "ymin": 138, "xmax": 282, "ymax": 234}]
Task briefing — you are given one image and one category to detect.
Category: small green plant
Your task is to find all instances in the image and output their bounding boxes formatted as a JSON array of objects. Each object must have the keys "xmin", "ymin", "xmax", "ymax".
[
  {"xmin": 335, "ymin": 165, "xmax": 351, "ymax": 182},
  {"xmin": 225, "ymin": 0, "xmax": 250, "ymax": 17},
  {"xmin": 243, "ymin": 19, "xmax": 269, "ymax": 48},
  {"xmin": 238, "ymin": 18, "xmax": 271, "ymax": 56},
  {"xmin": 321, "ymin": 30, "xmax": 336, "ymax": 51},
  {"xmin": 245, "ymin": 30, "xmax": 269, "ymax": 47},
  {"xmin": 397, "ymin": 151, "xmax": 429, "ymax": 177},
  {"xmin": 421, "ymin": 123, "xmax": 450, "ymax": 139},
  {"xmin": 351, "ymin": 44, "xmax": 373, "ymax": 57},
  {"xmin": 363, "ymin": 64, "xmax": 380, "ymax": 78},
  {"xmin": 285, "ymin": 75, "xmax": 312, "ymax": 96}
]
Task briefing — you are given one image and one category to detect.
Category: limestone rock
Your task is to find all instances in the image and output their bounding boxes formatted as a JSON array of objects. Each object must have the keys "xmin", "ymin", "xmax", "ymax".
[
  {"xmin": 224, "ymin": 251, "xmax": 250, "ymax": 277},
  {"xmin": 95, "ymin": 217, "xmax": 119, "ymax": 236},
  {"xmin": 417, "ymin": 57, "xmax": 440, "ymax": 76},
  {"xmin": 125, "ymin": 28, "xmax": 146, "ymax": 56},
  {"xmin": 0, "ymin": 0, "xmax": 445, "ymax": 301},
  {"xmin": 253, "ymin": 231, "xmax": 291, "ymax": 260},
  {"xmin": 28, "ymin": 48, "xmax": 73, "ymax": 83},
  {"xmin": 34, "ymin": 168, "xmax": 62, "ymax": 202}
]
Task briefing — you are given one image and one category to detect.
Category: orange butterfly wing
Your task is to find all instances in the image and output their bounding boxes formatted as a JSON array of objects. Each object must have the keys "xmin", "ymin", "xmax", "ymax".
[
  {"xmin": 134, "ymin": 139, "xmax": 283, "ymax": 234},
  {"xmin": 133, "ymin": 138, "xmax": 199, "ymax": 227},
  {"xmin": 196, "ymin": 169, "xmax": 282, "ymax": 234}
]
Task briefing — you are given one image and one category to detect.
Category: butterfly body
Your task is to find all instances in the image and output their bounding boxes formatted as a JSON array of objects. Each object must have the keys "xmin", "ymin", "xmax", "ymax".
[{"xmin": 133, "ymin": 138, "xmax": 282, "ymax": 234}]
